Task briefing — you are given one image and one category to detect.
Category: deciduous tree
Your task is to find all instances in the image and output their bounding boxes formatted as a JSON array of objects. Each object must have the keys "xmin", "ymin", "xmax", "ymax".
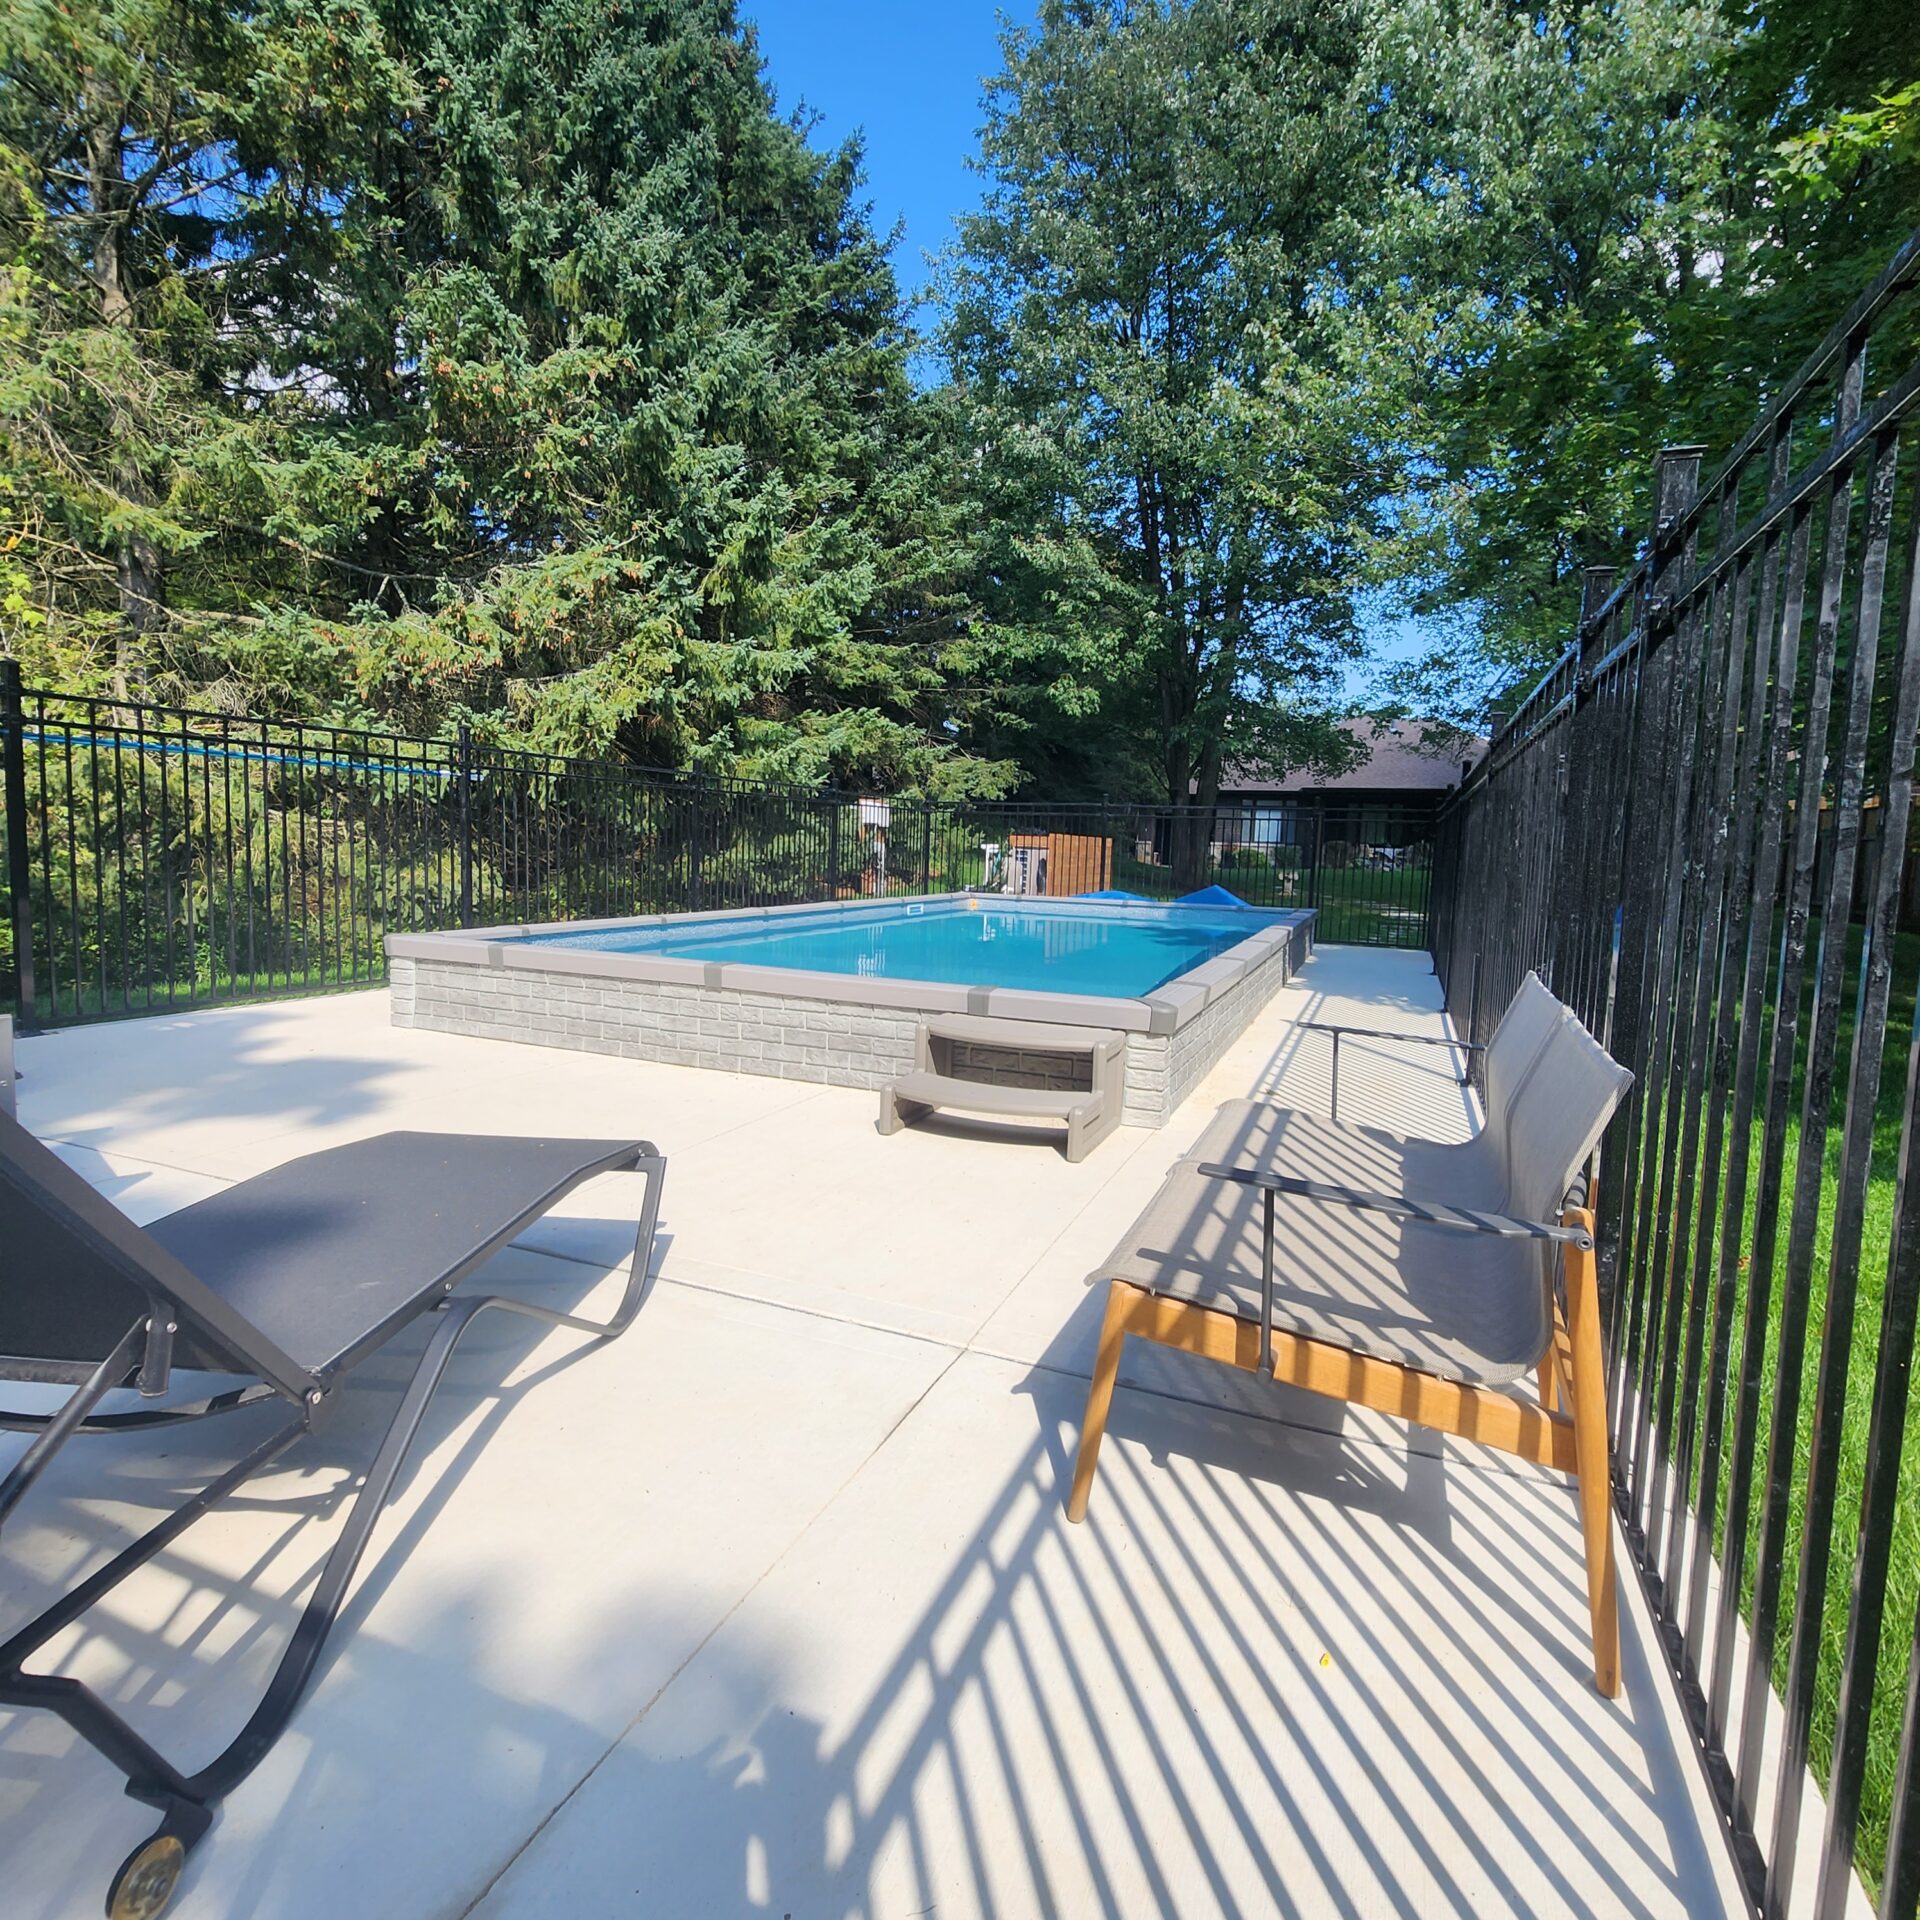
[{"xmin": 945, "ymin": 0, "xmax": 1378, "ymax": 862}]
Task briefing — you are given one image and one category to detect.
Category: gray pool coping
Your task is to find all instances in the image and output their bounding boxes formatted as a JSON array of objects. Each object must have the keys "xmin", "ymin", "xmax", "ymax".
[{"xmin": 384, "ymin": 895, "xmax": 1315, "ymax": 1039}]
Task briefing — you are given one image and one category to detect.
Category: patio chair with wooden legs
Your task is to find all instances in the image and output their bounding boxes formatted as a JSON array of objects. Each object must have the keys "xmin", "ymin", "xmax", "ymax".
[
  {"xmin": 1065, "ymin": 1000, "xmax": 1630, "ymax": 1695},
  {"xmin": 0, "ymin": 1111, "xmax": 665, "ymax": 1919}
]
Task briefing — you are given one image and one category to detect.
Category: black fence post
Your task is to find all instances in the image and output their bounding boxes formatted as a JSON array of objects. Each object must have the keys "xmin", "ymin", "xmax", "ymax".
[
  {"xmin": 456, "ymin": 723, "xmax": 474, "ymax": 929},
  {"xmin": 689, "ymin": 774, "xmax": 705, "ymax": 912},
  {"xmin": 1578, "ymin": 566, "xmax": 1617, "ymax": 662},
  {"xmin": 1, "ymin": 660, "xmax": 35, "ymax": 1029},
  {"xmin": 921, "ymin": 805, "xmax": 933, "ymax": 895},
  {"xmin": 1306, "ymin": 801, "xmax": 1325, "ymax": 932}
]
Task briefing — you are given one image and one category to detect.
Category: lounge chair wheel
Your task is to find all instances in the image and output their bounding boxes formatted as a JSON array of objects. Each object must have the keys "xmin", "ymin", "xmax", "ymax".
[{"xmin": 106, "ymin": 1829, "xmax": 187, "ymax": 1920}]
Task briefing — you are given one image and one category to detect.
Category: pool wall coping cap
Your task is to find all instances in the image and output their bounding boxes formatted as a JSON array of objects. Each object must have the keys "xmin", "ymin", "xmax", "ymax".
[{"xmin": 386, "ymin": 902, "xmax": 1313, "ymax": 1035}]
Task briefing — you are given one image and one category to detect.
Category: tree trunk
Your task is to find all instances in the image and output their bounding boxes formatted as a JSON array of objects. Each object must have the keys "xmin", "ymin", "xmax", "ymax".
[
  {"xmin": 1166, "ymin": 724, "xmax": 1221, "ymax": 894},
  {"xmin": 88, "ymin": 116, "xmax": 161, "ymax": 687},
  {"xmin": 1162, "ymin": 728, "xmax": 1197, "ymax": 891},
  {"xmin": 1174, "ymin": 735, "xmax": 1225, "ymax": 894}
]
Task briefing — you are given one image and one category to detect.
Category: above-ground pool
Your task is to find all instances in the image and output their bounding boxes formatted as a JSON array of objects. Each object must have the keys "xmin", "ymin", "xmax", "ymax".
[
  {"xmin": 388, "ymin": 895, "xmax": 1314, "ymax": 1129},
  {"xmin": 506, "ymin": 899, "xmax": 1289, "ymax": 999}
]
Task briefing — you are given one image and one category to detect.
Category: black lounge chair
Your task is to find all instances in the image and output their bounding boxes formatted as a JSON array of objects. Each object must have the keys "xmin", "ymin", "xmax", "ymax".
[{"xmin": 0, "ymin": 1110, "xmax": 665, "ymax": 1920}]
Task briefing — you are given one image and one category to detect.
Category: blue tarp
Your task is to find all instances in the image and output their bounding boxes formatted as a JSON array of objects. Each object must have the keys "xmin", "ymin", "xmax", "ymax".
[
  {"xmin": 1077, "ymin": 889, "xmax": 1151, "ymax": 903},
  {"xmin": 1177, "ymin": 884, "xmax": 1249, "ymax": 907}
]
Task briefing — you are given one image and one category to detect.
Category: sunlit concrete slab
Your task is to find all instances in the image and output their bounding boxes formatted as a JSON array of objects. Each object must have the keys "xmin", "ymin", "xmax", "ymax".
[
  {"xmin": 3, "ymin": 1269, "xmax": 953, "ymax": 1920},
  {"xmin": 472, "ymin": 1352, "xmax": 1738, "ymax": 1920},
  {"xmin": 3, "ymin": 945, "xmax": 1755, "ymax": 1919}
]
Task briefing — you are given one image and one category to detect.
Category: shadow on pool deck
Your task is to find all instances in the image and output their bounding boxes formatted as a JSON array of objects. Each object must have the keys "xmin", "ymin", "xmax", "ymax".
[
  {"xmin": 0, "ymin": 948, "xmax": 1743, "ymax": 1919},
  {"xmin": 464, "ymin": 1366, "xmax": 1735, "ymax": 1920}
]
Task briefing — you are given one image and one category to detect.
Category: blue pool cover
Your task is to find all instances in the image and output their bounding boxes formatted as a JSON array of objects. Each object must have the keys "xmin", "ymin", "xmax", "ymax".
[{"xmin": 507, "ymin": 899, "xmax": 1291, "ymax": 998}]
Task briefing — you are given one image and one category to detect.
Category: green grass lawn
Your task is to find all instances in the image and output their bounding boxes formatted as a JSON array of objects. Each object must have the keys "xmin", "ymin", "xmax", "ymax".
[
  {"xmin": 10, "ymin": 957, "xmax": 389, "ymax": 1025},
  {"xmin": 1111, "ymin": 851, "xmax": 1432, "ymax": 947},
  {"xmin": 1630, "ymin": 921, "xmax": 1919, "ymax": 1892},
  {"xmin": 1299, "ymin": 863, "xmax": 1433, "ymax": 946}
]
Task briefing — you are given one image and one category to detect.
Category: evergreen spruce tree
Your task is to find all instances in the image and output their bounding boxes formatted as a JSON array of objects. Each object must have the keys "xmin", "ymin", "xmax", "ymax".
[{"xmin": 1, "ymin": 0, "xmax": 1008, "ymax": 792}]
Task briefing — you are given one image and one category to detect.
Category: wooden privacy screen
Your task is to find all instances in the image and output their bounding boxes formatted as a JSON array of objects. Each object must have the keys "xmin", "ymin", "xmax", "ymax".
[{"xmin": 1007, "ymin": 832, "xmax": 1112, "ymax": 896}]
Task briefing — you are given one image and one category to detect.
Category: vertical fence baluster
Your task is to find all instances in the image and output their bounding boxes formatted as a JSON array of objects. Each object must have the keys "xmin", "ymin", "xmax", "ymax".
[
  {"xmin": 1, "ymin": 661, "xmax": 34, "ymax": 1029},
  {"xmin": 1425, "ymin": 233, "xmax": 1920, "ymax": 1916},
  {"xmin": 457, "ymin": 725, "xmax": 474, "ymax": 929}
]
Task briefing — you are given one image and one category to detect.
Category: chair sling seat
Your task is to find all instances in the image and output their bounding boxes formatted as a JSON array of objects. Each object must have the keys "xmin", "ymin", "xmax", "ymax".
[
  {"xmin": 1067, "ymin": 971, "xmax": 1635, "ymax": 1699},
  {"xmin": 1183, "ymin": 1099, "xmax": 1510, "ymax": 1214},
  {"xmin": 1094, "ymin": 1100, "xmax": 1550, "ymax": 1388},
  {"xmin": 1263, "ymin": 969, "xmax": 1569, "ymax": 1209}
]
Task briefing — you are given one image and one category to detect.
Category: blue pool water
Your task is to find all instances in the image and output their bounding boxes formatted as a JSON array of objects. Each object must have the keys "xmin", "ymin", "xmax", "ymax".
[{"xmin": 508, "ymin": 901, "xmax": 1290, "ymax": 998}]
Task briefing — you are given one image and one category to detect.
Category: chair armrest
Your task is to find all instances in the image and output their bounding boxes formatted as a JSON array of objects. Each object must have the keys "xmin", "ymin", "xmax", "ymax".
[
  {"xmin": 1195, "ymin": 1163, "xmax": 1593, "ymax": 1250},
  {"xmin": 1297, "ymin": 1021, "xmax": 1485, "ymax": 1053},
  {"xmin": 1297, "ymin": 1020, "xmax": 1480, "ymax": 1123}
]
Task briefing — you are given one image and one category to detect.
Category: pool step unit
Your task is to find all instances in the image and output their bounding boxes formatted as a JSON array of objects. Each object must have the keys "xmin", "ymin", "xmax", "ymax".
[{"xmin": 877, "ymin": 1014, "xmax": 1125, "ymax": 1162}]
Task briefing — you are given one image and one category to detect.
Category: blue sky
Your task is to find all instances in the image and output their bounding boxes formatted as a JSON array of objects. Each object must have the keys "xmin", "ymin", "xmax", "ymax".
[
  {"xmin": 742, "ymin": 1, "xmax": 1430, "ymax": 697},
  {"xmin": 744, "ymin": 1, "xmax": 1034, "ymax": 298}
]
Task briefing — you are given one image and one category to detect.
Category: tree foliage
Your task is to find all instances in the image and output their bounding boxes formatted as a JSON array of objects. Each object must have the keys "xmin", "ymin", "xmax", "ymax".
[
  {"xmin": 2, "ymin": 0, "xmax": 1915, "ymax": 778},
  {"xmin": 943, "ymin": 0, "xmax": 1377, "ymax": 815},
  {"xmin": 0, "ymin": 0, "xmax": 1010, "ymax": 793},
  {"xmin": 1358, "ymin": 0, "xmax": 1920, "ymax": 716}
]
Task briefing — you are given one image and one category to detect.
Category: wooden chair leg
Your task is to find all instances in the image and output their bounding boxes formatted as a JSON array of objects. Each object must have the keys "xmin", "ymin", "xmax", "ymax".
[
  {"xmin": 1539, "ymin": 1303, "xmax": 1574, "ymax": 1416},
  {"xmin": 1067, "ymin": 1282, "xmax": 1135, "ymax": 1522},
  {"xmin": 1563, "ymin": 1212, "xmax": 1620, "ymax": 1696}
]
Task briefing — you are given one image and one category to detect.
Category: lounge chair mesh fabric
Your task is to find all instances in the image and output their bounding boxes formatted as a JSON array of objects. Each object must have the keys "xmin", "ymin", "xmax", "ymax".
[
  {"xmin": 1091, "ymin": 1008, "xmax": 1631, "ymax": 1388},
  {"xmin": 1478, "ymin": 971, "xmax": 1573, "ymax": 1170},
  {"xmin": 143, "ymin": 1132, "xmax": 646, "ymax": 1376}
]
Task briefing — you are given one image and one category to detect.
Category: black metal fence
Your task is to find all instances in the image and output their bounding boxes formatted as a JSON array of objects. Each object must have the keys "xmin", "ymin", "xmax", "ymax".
[
  {"xmin": 1430, "ymin": 229, "xmax": 1920, "ymax": 1917},
  {"xmin": 0, "ymin": 669, "xmax": 1437, "ymax": 1028}
]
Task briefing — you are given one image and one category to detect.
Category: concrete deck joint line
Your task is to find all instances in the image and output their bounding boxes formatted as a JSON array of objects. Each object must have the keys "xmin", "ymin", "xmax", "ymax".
[{"xmin": 449, "ymin": 1340, "xmax": 975, "ymax": 1920}]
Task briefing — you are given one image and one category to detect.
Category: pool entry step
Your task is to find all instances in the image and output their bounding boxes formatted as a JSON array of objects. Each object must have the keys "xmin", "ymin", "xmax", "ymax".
[{"xmin": 877, "ymin": 1014, "xmax": 1125, "ymax": 1162}]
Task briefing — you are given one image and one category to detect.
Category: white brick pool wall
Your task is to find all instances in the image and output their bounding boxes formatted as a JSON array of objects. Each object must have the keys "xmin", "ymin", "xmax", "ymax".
[{"xmin": 391, "ymin": 959, "xmax": 924, "ymax": 1089}]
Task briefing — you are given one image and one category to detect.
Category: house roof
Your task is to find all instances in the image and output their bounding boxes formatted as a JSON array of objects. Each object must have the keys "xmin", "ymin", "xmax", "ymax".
[{"xmin": 1218, "ymin": 720, "xmax": 1486, "ymax": 796}]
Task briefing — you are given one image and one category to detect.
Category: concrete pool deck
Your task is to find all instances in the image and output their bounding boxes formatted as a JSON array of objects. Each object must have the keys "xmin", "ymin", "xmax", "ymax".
[{"xmin": 0, "ymin": 946, "xmax": 1780, "ymax": 1917}]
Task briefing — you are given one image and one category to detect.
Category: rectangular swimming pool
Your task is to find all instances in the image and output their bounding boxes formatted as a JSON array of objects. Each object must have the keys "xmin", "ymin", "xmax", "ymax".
[
  {"xmin": 388, "ymin": 896, "xmax": 1315, "ymax": 1129},
  {"xmin": 505, "ymin": 899, "xmax": 1289, "ymax": 999}
]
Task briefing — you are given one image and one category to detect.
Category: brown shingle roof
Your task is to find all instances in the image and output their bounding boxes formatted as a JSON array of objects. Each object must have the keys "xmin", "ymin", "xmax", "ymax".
[{"xmin": 1218, "ymin": 720, "xmax": 1486, "ymax": 795}]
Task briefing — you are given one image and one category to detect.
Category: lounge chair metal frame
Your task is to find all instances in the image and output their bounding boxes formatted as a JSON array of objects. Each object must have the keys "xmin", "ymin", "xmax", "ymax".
[{"xmin": 0, "ymin": 1114, "xmax": 664, "ymax": 1920}]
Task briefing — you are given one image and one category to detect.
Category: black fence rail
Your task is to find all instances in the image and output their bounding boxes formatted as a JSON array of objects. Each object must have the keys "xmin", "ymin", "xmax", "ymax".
[
  {"xmin": 0, "ymin": 672, "xmax": 1438, "ymax": 1028},
  {"xmin": 1430, "ymin": 228, "xmax": 1920, "ymax": 1918}
]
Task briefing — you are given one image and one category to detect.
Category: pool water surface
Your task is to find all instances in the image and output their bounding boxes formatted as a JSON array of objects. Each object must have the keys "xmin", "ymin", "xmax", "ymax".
[{"xmin": 508, "ymin": 900, "xmax": 1288, "ymax": 999}]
